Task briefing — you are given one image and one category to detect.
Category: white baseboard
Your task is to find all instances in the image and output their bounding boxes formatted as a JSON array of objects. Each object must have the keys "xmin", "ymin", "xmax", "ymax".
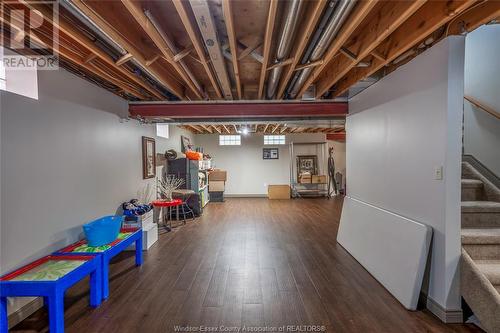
[
  {"xmin": 424, "ymin": 294, "xmax": 463, "ymax": 323},
  {"xmin": 8, "ymin": 297, "xmax": 43, "ymax": 328},
  {"xmin": 224, "ymin": 194, "xmax": 267, "ymax": 198}
]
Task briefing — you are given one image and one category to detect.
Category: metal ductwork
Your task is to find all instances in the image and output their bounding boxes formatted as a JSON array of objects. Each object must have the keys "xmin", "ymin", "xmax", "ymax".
[
  {"xmin": 144, "ymin": 10, "xmax": 205, "ymax": 99},
  {"xmin": 265, "ymin": 0, "xmax": 305, "ymax": 99},
  {"xmin": 62, "ymin": 0, "xmax": 178, "ymax": 100},
  {"xmin": 287, "ymin": 0, "xmax": 356, "ymax": 99}
]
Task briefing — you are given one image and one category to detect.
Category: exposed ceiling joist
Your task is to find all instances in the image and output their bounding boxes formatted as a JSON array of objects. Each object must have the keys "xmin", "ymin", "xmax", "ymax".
[
  {"xmin": 69, "ymin": 0, "xmax": 185, "ymax": 99},
  {"xmin": 189, "ymin": 0, "xmax": 233, "ymax": 99},
  {"xmin": 238, "ymin": 39, "xmax": 262, "ymax": 61},
  {"xmin": 1, "ymin": 13, "xmax": 145, "ymax": 100},
  {"xmin": 200, "ymin": 125, "xmax": 213, "ymax": 133},
  {"xmin": 22, "ymin": 1, "xmax": 165, "ymax": 100},
  {"xmin": 120, "ymin": 0, "xmax": 203, "ymax": 99},
  {"xmin": 83, "ymin": 53, "xmax": 97, "ymax": 64},
  {"xmin": 172, "ymin": 0, "xmax": 224, "ymax": 99},
  {"xmin": 212, "ymin": 125, "xmax": 222, "ymax": 134},
  {"xmin": 173, "ymin": 45, "xmax": 194, "ymax": 62},
  {"xmin": 315, "ymin": 1, "xmax": 427, "ymax": 98},
  {"xmin": 294, "ymin": 0, "xmax": 379, "ymax": 99},
  {"xmin": 258, "ymin": 0, "xmax": 279, "ymax": 99},
  {"xmin": 446, "ymin": 1, "xmax": 500, "ymax": 35},
  {"xmin": 333, "ymin": 0, "xmax": 477, "ymax": 97},
  {"xmin": 116, "ymin": 53, "xmax": 133, "ymax": 66},
  {"xmin": 222, "ymin": 0, "xmax": 242, "ymax": 99}
]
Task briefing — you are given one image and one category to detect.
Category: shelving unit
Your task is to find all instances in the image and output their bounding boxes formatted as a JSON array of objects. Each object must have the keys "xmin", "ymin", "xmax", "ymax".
[{"xmin": 289, "ymin": 142, "xmax": 329, "ymax": 198}]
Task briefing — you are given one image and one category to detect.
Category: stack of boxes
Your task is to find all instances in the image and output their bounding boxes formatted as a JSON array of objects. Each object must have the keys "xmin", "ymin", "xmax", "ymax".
[
  {"xmin": 208, "ymin": 169, "xmax": 227, "ymax": 202},
  {"xmin": 298, "ymin": 173, "xmax": 327, "ymax": 184}
]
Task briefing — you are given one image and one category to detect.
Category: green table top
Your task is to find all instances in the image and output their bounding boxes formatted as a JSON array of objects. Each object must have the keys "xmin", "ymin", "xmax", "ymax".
[
  {"xmin": 11, "ymin": 260, "xmax": 85, "ymax": 281},
  {"xmin": 71, "ymin": 232, "xmax": 133, "ymax": 253}
]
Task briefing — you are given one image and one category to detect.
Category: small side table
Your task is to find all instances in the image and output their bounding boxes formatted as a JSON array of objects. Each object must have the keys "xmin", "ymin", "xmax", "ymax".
[
  {"xmin": 0, "ymin": 255, "xmax": 101, "ymax": 333},
  {"xmin": 152, "ymin": 199, "xmax": 182, "ymax": 231},
  {"xmin": 53, "ymin": 228, "xmax": 142, "ymax": 300}
]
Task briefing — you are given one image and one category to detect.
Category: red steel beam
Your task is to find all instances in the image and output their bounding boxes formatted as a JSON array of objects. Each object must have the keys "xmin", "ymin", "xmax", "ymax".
[
  {"xmin": 129, "ymin": 102, "xmax": 348, "ymax": 119},
  {"xmin": 326, "ymin": 132, "xmax": 346, "ymax": 142}
]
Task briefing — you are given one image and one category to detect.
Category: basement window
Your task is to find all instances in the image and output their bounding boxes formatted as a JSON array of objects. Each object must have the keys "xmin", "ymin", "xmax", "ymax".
[
  {"xmin": 264, "ymin": 135, "xmax": 286, "ymax": 145},
  {"xmin": 0, "ymin": 47, "xmax": 38, "ymax": 100},
  {"xmin": 219, "ymin": 135, "xmax": 241, "ymax": 146},
  {"xmin": 156, "ymin": 123, "xmax": 169, "ymax": 139}
]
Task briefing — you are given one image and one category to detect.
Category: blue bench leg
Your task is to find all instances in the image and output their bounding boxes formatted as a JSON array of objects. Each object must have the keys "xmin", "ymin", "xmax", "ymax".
[
  {"xmin": 48, "ymin": 291, "xmax": 64, "ymax": 333},
  {"xmin": 0, "ymin": 297, "xmax": 8, "ymax": 333},
  {"xmin": 102, "ymin": 257, "xmax": 109, "ymax": 300},
  {"xmin": 135, "ymin": 235, "xmax": 143, "ymax": 266},
  {"xmin": 89, "ymin": 266, "xmax": 102, "ymax": 307}
]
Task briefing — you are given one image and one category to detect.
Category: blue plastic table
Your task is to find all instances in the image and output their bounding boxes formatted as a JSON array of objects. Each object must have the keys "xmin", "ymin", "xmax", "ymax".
[
  {"xmin": 0, "ymin": 255, "xmax": 101, "ymax": 333},
  {"xmin": 54, "ymin": 228, "xmax": 143, "ymax": 300}
]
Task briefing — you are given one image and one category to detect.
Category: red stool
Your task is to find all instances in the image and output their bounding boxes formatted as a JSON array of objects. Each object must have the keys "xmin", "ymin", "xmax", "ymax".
[{"xmin": 152, "ymin": 199, "xmax": 182, "ymax": 231}]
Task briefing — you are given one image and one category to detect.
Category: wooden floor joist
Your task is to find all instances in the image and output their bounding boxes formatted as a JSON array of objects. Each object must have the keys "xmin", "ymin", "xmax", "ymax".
[
  {"xmin": 19, "ymin": 1, "xmax": 165, "ymax": 100},
  {"xmin": 120, "ymin": 0, "xmax": 203, "ymax": 99},
  {"xmin": 315, "ymin": 0, "xmax": 426, "ymax": 98},
  {"xmin": 3, "ymin": 0, "xmax": 497, "ymax": 102},
  {"xmin": 258, "ymin": 0, "xmax": 279, "ymax": 100},
  {"xmin": 1, "ymin": 13, "xmax": 147, "ymax": 100},
  {"xmin": 333, "ymin": 0, "xmax": 477, "ymax": 97},
  {"xmin": 294, "ymin": 0, "xmax": 378, "ymax": 99},
  {"xmin": 69, "ymin": 0, "xmax": 186, "ymax": 99},
  {"xmin": 222, "ymin": 0, "xmax": 242, "ymax": 99},
  {"xmin": 172, "ymin": 0, "xmax": 223, "ymax": 99}
]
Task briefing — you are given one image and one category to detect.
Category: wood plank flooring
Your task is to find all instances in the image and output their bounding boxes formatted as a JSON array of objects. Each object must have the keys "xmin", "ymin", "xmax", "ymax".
[{"xmin": 12, "ymin": 197, "xmax": 481, "ymax": 332}]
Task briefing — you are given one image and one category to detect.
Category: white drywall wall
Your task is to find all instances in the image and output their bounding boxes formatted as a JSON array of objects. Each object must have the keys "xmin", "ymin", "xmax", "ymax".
[
  {"xmin": 345, "ymin": 37, "xmax": 464, "ymax": 314},
  {"xmin": 0, "ymin": 67, "xmax": 194, "ymax": 317},
  {"xmin": 464, "ymin": 25, "xmax": 500, "ymax": 176},
  {"xmin": 196, "ymin": 133, "xmax": 335, "ymax": 196}
]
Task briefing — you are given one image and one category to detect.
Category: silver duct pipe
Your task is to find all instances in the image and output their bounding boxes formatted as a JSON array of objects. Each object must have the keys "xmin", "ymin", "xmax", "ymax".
[
  {"xmin": 62, "ymin": 0, "xmax": 177, "ymax": 98},
  {"xmin": 288, "ymin": 0, "xmax": 356, "ymax": 99},
  {"xmin": 61, "ymin": 0, "xmax": 127, "ymax": 55},
  {"xmin": 266, "ymin": 0, "xmax": 304, "ymax": 99},
  {"xmin": 144, "ymin": 10, "xmax": 205, "ymax": 98}
]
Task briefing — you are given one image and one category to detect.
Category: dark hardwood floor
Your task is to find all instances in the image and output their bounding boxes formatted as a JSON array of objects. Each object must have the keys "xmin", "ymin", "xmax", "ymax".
[{"xmin": 12, "ymin": 197, "xmax": 481, "ymax": 332}]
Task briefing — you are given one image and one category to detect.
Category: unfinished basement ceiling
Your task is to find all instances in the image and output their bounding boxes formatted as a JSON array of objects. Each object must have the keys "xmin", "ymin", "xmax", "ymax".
[
  {"xmin": 1, "ymin": 0, "xmax": 499, "ymax": 102},
  {"xmin": 176, "ymin": 119, "xmax": 346, "ymax": 134}
]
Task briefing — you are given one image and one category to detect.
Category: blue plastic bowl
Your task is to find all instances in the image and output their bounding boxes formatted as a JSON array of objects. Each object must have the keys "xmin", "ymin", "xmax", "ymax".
[{"xmin": 83, "ymin": 215, "xmax": 123, "ymax": 247}]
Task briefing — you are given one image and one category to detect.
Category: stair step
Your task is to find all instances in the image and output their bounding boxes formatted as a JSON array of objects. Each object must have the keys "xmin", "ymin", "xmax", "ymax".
[
  {"xmin": 475, "ymin": 260, "xmax": 500, "ymax": 285},
  {"xmin": 462, "ymin": 201, "xmax": 500, "ymax": 213},
  {"xmin": 462, "ymin": 228, "xmax": 500, "ymax": 244},
  {"xmin": 495, "ymin": 285, "xmax": 500, "ymax": 295},
  {"xmin": 462, "ymin": 180, "xmax": 485, "ymax": 201},
  {"xmin": 462, "ymin": 179, "xmax": 484, "ymax": 188}
]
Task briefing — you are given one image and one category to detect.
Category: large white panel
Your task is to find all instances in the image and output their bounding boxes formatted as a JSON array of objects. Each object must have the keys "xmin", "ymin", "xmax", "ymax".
[{"xmin": 337, "ymin": 196, "xmax": 432, "ymax": 310}]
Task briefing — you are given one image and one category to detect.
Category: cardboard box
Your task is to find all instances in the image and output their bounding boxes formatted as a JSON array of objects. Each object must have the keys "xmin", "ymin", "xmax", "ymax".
[
  {"xmin": 268, "ymin": 185, "xmax": 290, "ymax": 199},
  {"xmin": 209, "ymin": 180, "xmax": 225, "ymax": 192},
  {"xmin": 299, "ymin": 174, "xmax": 311, "ymax": 183},
  {"xmin": 209, "ymin": 170, "xmax": 227, "ymax": 181},
  {"xmin": 312, "ymin": 175, "xmax": 327, "ymax": 184}
]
